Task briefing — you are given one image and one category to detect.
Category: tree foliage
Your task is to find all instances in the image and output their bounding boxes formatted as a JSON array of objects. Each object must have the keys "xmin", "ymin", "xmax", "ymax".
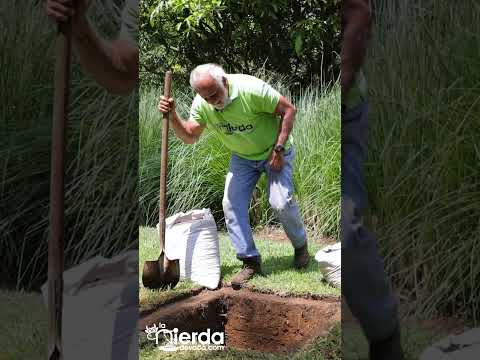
[{"xmin": 140, "ymin": 0, "xmax": 340, "ymax": 88}]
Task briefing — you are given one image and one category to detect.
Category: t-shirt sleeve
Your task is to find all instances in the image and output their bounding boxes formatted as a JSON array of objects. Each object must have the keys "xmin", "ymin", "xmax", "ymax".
[
  {"xmin": 118, "ymin": 0, "xmax": 138, "ymax": 45},
  {"xmin": 249, "ymin": 79, "xmax": 282, "ymax": 114},
  {"xmin": 189, "ymin": 95, "xmax": 207, "ymax": 126}
]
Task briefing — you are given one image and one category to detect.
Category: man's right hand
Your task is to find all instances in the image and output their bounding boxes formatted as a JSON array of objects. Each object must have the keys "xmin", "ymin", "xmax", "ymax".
[
  {"xmin": 157, "ymin": 97, "xmax": 205, "ymax": 144},
  {"xmin": 45, "ymin": 0, "xmax": 89, "ymax": 30},
  {"xmin": 158, "ymin": 96, "xmax": 176, "ymax": 116}
]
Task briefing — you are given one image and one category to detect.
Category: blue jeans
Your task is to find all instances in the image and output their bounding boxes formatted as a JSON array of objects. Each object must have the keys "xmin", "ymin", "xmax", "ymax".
[
  {"xmin": 342, "ymin": 101, "xmax": 399, "ymax": 342},
  {"xmin": 223, "ymin": 147, "xmax": 307, "ymax": 260}
]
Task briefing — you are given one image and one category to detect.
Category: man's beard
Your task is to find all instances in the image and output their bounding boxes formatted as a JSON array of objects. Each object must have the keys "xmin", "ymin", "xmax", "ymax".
[{"xmin": 213, "ymin": 94, "xmax": 232, "ymax": 110}]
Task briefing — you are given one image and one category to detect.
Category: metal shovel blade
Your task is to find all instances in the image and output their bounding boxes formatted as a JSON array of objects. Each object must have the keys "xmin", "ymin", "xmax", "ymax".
[
  {"xmin": 142, "ymin": 252, "xmax": 180, "ymax": 290},
  {"xmin": 141, "ymin": 258, "xmax": 165, "ymax": 289}
]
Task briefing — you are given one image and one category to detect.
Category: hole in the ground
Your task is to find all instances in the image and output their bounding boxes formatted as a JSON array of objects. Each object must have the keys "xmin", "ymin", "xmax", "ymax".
[{"xmin": 140, "ymin": 288, "xmax": 340, "ymax": 354}]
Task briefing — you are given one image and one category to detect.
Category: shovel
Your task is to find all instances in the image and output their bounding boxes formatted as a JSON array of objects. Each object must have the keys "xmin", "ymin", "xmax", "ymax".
[
  {"xmin": 142, "ymin": 71, "xmax": 180, "ymax": 290},
  {"xmin": 48, "ymin": 20, "xmax": 71, "ymax": 360}
]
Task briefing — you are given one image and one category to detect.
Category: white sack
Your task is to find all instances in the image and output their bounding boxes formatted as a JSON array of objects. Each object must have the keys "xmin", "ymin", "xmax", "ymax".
[
  {"xmin": 41, "ymin": 250, "xmax": 138, "ymax": 360},
  {"xmin": 419, "ymin": 328, "xmax": 480, "ymax": 360},
  {"xmin": 160, "ymin": 208, "xmax": 221, "ymax": 290},
  {"xmin": 315, "ymin": 242, "xmax": 341, "ymax": 288}
]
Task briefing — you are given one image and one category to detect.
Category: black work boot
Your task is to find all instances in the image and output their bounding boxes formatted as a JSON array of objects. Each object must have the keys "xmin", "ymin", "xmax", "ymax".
[
  {"xmin": 294, "ymin": 243, "xmax": 310, "ymax": 269},
  {"xmin": 231, "ymin": 256, "xmax": 263, "ymax": 290},
  {"xmin": 369, "ymin": 325, "xmax": 404, "ymax": 360}
]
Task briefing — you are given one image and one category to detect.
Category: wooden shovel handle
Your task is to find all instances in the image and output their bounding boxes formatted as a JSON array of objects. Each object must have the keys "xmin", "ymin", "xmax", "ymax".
[
  {"xmin": 159, "ymin": 71, "xmax": 172, "ymax": 252},
  {"xmin": 48, "ymin": 22, "xmax": 71, "ymax": 360}
]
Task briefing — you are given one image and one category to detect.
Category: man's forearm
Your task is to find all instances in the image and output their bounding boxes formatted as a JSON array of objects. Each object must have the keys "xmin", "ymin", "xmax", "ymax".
[
  {"xmin": 341, "ymin": 0, "xmax": 371, "ymax": 95},
  {"xmin": 170, "ymin": 113, "xmax": 198, "ymax": 144},
  {"xmin": 72, "ymin": 20, "xmax": 136, "ymax": 94},
  {"xmin": 276, "ymin": 108, "xmax": 295, "ymax": 147}
]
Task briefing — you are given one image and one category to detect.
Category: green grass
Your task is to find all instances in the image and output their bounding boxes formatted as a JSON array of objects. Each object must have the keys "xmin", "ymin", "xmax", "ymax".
[
  {"xmin": 0, "ymin": 291, "xmax": 47, "ymax": 360},
  {"xmin": 139, "ymin": 227, "xmax": 339, "ymax": 312},
  {"xmin": 139, "ymin": 76, "xmax": 340, "ymax": 238},
  {"xmin": 366, "ymin": 0, "xmax": 480, "ymax": 322}
]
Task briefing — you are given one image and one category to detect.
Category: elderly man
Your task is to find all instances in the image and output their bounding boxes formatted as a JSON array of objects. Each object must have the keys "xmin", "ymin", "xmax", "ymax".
[
  {"xmin": 342, "ymin": 0, "xmax": 404, "ymax": 359},
  {"xmin": 158, "ymin": 64, "xmax": 309, "ymax": 288}
]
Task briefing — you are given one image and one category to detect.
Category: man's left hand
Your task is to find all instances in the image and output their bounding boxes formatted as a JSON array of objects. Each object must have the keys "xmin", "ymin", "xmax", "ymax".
[{"xmin": 269, "ymin": 151, "xmax": 284, "ymax": 171}]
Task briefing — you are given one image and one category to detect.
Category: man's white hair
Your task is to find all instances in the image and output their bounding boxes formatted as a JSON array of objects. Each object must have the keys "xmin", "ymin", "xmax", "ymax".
[{"xmin": 189, "ymin": 63, "xmax": 226, "ymax": 89}]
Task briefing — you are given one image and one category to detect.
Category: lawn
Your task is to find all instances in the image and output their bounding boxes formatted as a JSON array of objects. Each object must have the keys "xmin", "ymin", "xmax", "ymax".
[
  {"xmin": 0, "ymin": 238, "xmax": 467, "ymax": 360},
  {"xmin": 139, "ymin": 226, "xmax": 341, "ymax": 359},
  {"xmin": 138, "ymin": 226, "xmax": 471, "ymax": 359},
  {"xmin": 0, "ymin": 291, "xmax": 47, "ymax": 360},
  {"xmin": 139, "ymin": 226, "xmax": 340, "ymax": 313}
]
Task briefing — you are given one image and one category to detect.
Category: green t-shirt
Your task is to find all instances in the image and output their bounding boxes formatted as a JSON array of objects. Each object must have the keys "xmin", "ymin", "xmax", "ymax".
[{"xmin": 190, "ymin": 74, "xmax": 291, "ymax": 160}]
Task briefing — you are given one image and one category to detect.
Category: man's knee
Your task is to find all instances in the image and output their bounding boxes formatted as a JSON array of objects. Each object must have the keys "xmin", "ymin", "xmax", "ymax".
[{"xmin": 269, "ymin": 193, "xmax": 290, "ymax": 212}]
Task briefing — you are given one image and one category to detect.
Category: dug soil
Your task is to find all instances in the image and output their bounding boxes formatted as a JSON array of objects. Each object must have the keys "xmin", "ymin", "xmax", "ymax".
[{"xmin": 139, "ymin": 287, "xmax": 340, "ymax": 354}]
